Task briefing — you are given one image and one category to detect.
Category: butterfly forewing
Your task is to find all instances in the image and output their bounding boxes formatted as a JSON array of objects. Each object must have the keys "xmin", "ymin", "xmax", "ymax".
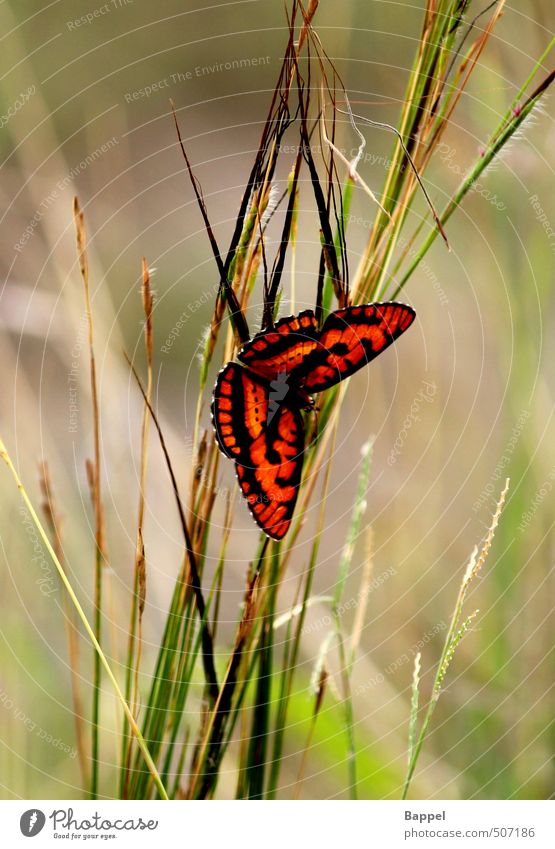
[
  {"xmin": 300, "ymin": 303, "xmax": 416, "ymax": 393},
  {"xmin": 238, "ymin": 310, "xmax": 319, "ymax": 383}
]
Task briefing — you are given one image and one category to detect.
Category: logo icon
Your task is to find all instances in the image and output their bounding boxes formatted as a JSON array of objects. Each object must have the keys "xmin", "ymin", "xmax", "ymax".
[{"xmin": 20, "ymin": 810, "xmax": 46, "ymax": 837}]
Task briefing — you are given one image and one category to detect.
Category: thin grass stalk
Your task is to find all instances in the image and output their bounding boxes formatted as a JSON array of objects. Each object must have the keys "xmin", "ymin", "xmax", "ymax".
[
  {"xmin": 245, "ymin": 544, "xmax": 283, "ymax": 799},
  {"xmin": 245, "ymin": 613, "xmax": 273, "ymax": 798},
  {"xmin": 334, "ymin": 629, "xmax": 357, "ymax": 798},
  {"xmin": 170, "ymin": 725, "xmax": 191, "ymax": 800},
  {"xmin": 211, "ymin": 500, "xmax": 234, "ymax": 641},
  {"xmin": 0, "ymin": 437, "xmax": 169, "ymax": 799},
  {"xmin": 349, "ymin": 527, "xmax": 374, "ymax": 665},
  {"xmin": 407, "ymin": 652, "xmax": 422, "ymax": 773},
  {"xmin": 235, "ymin": 707, "xmax": 251, "ymax": 799},
  {"xmin": 402, "ymin": 479, "xmax": 510, "ymax": 799},
  {"xmin": 73, "ymin": 197, "xmax": 108, "ymax": 800},
  {"xmin": 266, "ymin": 525, "xmax": 327, "ymax": 794},
  {"xmin": 331, "ymin": 440, "xmax": 373, "ymax": 800},
  {"xmin": 38, "ymin": 462, "xmax": 89, "ymax": 788},
  {"xmin": 288, "ymin": 166, "xmax": 299, "ymax": 312},
  {"xmin": 120, "ymin": 259, "xmax": 154, "ymax": 797},
  {"xmin": 322, "ymin": 178, "xmax": 353, "ymax": 315},
  {"xmin": 292, "ymin": 666, "xmax": 328, "ymax": 799}
]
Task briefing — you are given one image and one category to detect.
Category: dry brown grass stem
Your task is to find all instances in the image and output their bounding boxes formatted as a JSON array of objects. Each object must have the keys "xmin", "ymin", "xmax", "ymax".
[
  {"xmin": 73, "ymin": 196, "xmax": 108, "ymax": 798},
  {"xmin": 38, "ymin": 461, "xmax": 89, "ymax": 788}
]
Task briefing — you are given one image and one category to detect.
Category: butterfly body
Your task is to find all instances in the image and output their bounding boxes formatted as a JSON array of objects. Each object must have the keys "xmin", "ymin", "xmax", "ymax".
[{"xmin": 211, "ymin": 302, "xmax": 415, "ymax": 540}]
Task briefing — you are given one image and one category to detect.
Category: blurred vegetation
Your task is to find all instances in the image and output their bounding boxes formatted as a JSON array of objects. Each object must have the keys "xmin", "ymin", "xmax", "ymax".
[{"xmin": 0, "ymin": 0, "xmax": 553, "ymax": 799}]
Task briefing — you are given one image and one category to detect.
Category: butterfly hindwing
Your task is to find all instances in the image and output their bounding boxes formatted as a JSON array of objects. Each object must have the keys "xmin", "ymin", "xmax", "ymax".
[
  {"xmin": 238, "ymin": 310, "xmax": 319, "ymax": 383},
  {"xmin": 300, "ymin": 302, "xmax": 416, "ymax": 393},
  {"xmin": 212, "ymin": 362, "xmax": 261, "ymax": 460},
  {"xmin": 212, "ymin": 362, "xmax": 304, "ymax": 540},
  {"xmin": 237, "ymin": 400, "xmax": 304, "ymax": 541}
]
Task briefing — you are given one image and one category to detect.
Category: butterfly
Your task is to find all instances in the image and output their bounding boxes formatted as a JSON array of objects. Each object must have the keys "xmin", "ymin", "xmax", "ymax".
[{"xmin": 211, "ymin": 302, "xmax": 416, "ymax": 540}]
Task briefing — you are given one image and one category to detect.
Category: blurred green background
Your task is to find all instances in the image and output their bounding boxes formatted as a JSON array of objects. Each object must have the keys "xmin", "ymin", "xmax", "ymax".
[{"xmin": 0, "ymin": 0, "xmax": 553, "ymax": 799}]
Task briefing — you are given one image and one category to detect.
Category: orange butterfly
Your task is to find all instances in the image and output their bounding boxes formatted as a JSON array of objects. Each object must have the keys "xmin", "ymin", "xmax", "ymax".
[{"xmin": 212, "ymin": 302, "xmax": 415, "ymax": 540}]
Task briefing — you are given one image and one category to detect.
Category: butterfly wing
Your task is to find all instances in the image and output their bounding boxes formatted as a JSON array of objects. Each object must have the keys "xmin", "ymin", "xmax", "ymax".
[
  {"xmin": 237, "ymin": 310, "xmax": 319, "ymax": 383},
  {"xmin": 299, "ymin": 302, "xmax": 416, "ymax": 393},
  {"xmin": 212, "ymin": 361, "xmax": 266, "ymax": 461},
  {"xmin": 212, "ymin": 362, "xmax": 304, "ymax": 540},
  {"xmin": 211, "ymin": 303, "xmax": 414, "ymax": 536}
]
